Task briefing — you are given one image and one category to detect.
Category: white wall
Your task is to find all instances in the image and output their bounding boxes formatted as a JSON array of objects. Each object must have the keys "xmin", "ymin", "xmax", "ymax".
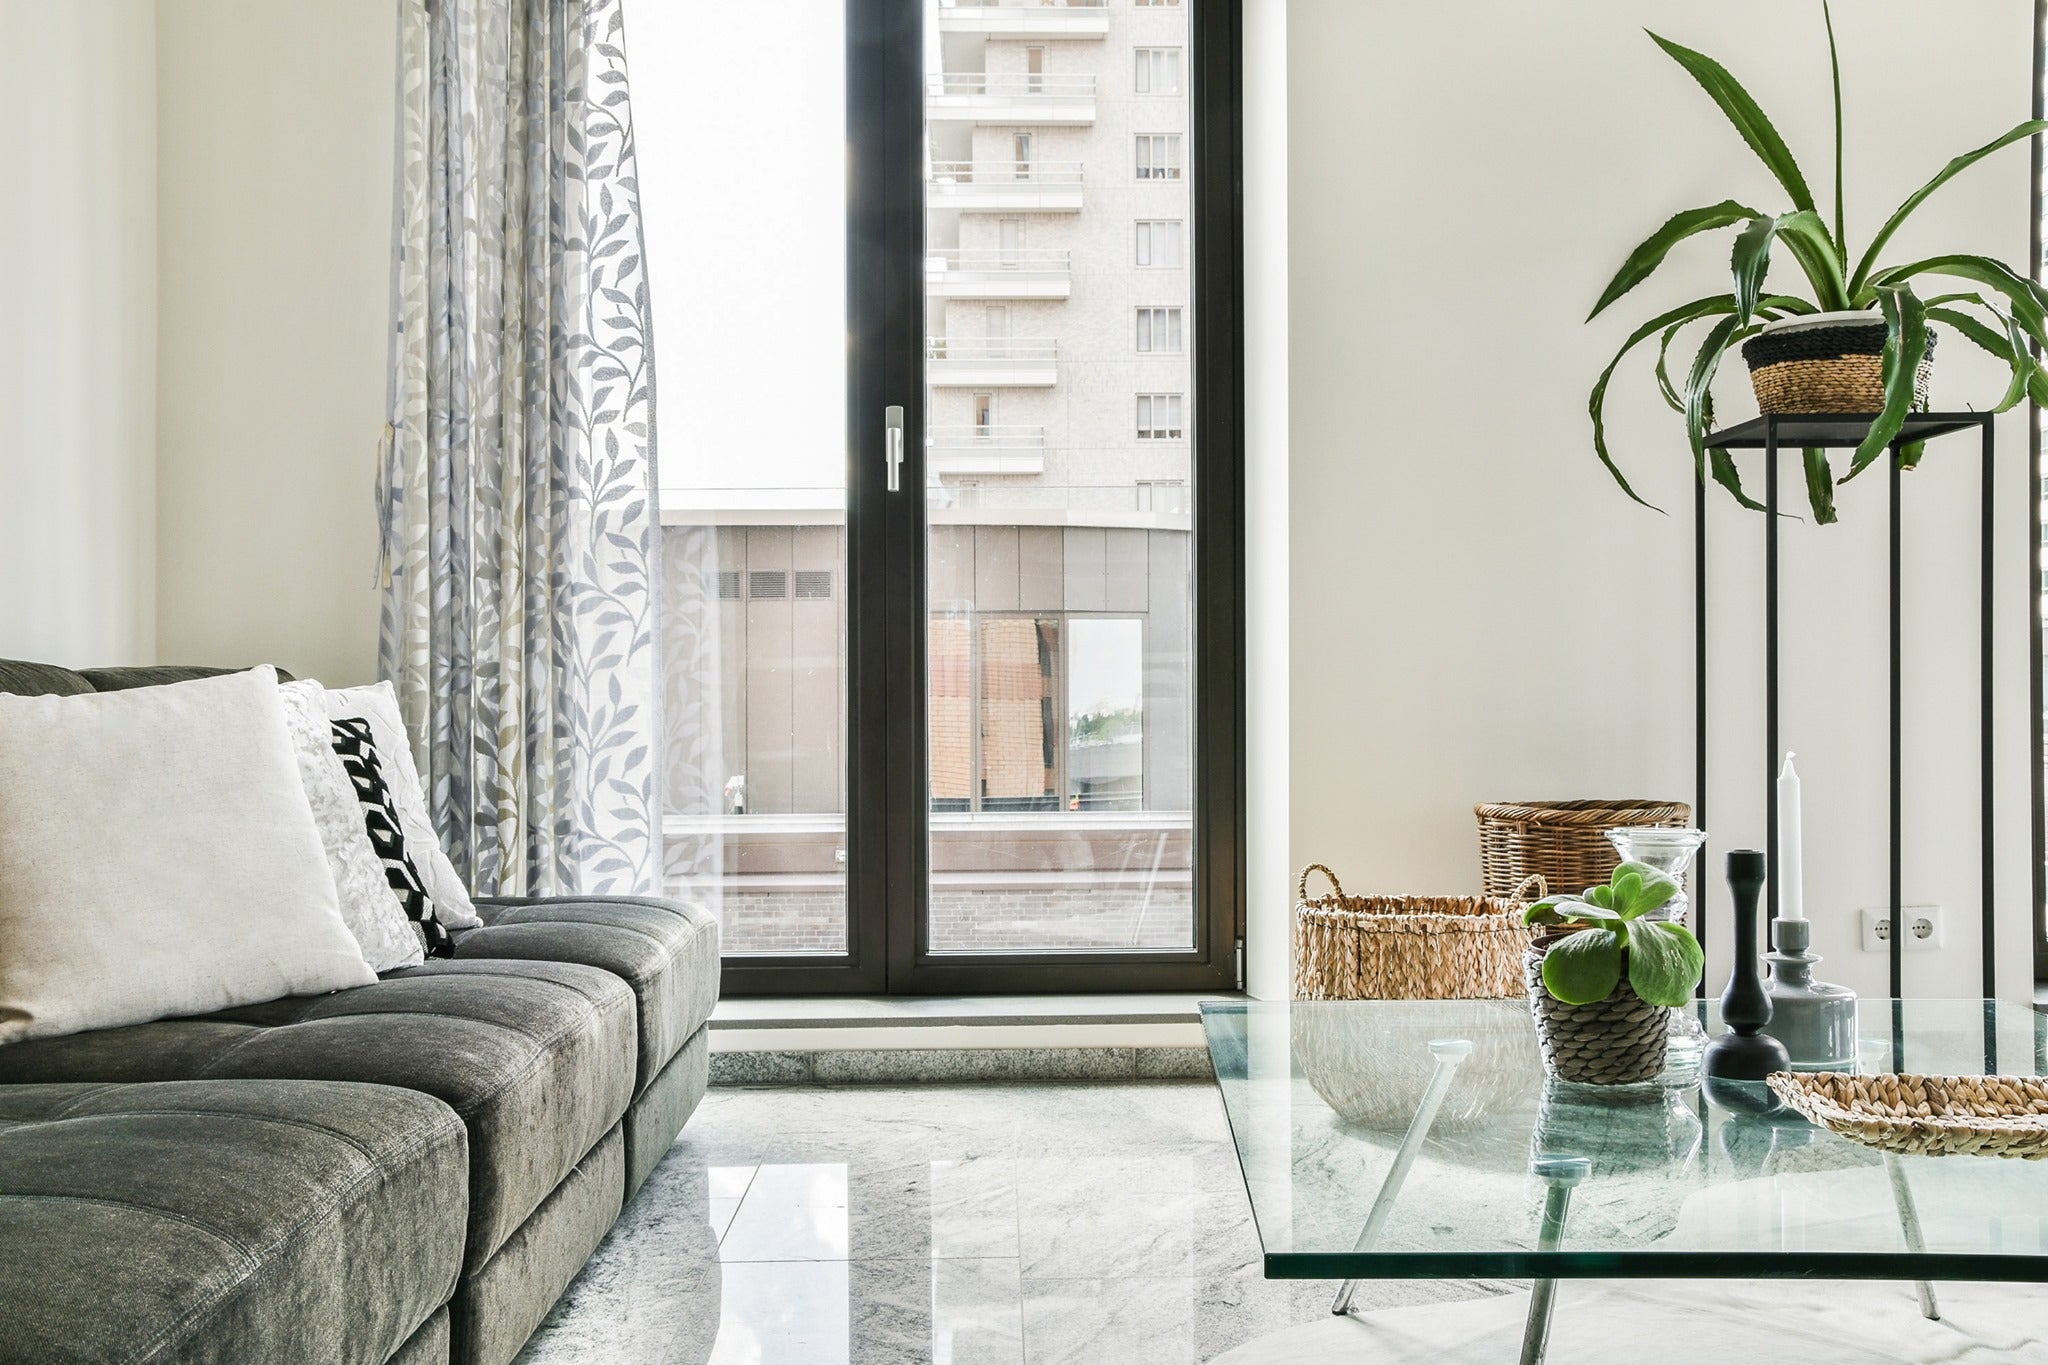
[
  {"xmin": 1281, "ymin": 0, "xmax": 2036, "ymax": 1001},
  {"xmin": 154, "ymin": 0, "xmax": 397, "ymax": 685},
  {"xmin": 0, "ymin": 0, "xmax": 157, "ymax": 666}
]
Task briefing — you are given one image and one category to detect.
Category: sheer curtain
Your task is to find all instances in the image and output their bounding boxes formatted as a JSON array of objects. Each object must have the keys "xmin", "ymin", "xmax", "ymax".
[{"xmin": 380, "ymin": 0, "xmax": 660, "ymax": 897}]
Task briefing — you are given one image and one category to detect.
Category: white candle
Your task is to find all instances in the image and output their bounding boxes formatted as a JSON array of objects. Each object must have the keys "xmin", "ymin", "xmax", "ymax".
[{"xmin": 1777, "ymin": 752, "xmax": 1805, "ymax": 921}]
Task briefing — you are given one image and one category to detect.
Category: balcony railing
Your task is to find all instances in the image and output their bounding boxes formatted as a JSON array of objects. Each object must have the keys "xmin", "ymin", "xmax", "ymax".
[
  {"xmin": 925, "ymin": 248, "xmax": 1072, "ymax": 299},
  {"xmin": 925, "ymin": 338, "xmax": 1059, "ymax": 363},
  {"xmin": 929, "ymin": 424, "xmax": 1048, "ymax": 450},
  {"xmin": 929, "ymin": 160, "xmax": 1084, "ymax": 187},
  {"xmin": 928, "ymin": 424, "xmax": 1048, "ymax": 477},
  {"xmin": 928, "ymin": 73, "xmax": 1096, "ymax": 99},
  {"xmin": 936, "ymin": 1, "xmax": 1110, "ymax": 39}
]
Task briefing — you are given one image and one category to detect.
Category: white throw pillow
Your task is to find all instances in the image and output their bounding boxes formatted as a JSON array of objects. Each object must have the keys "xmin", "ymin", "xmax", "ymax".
[
  {"xmin": 0, "ymin": 666, "xmax": 376, "ymax": 1043},
  {"xmin": 279, "ymin": 679, "xmax": 424, "ymax": 973},
  {"xmin": 324, "ymin": 681, "xmax": 482, "ymax": 930}
]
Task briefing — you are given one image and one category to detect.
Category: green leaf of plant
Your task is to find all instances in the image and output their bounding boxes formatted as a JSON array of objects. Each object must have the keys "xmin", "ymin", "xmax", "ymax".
[
  {"xmin": 1523, "ymin": 901, "xmax": 1566, "ymax": 927},
  {"xmin": 1617, "ymin": 868, "xmax": 1680, "ymax": 920},
  {"xmin": 1654, "ymin": 322, "xmax": 1688, "ymax": 412},
  {"xmin": 1542, "ymin": 928, "xmax": 1624, "ymax": 1005},
  {"xmin": 1648, "ymin": 30, "xmax": 1816, "ymax": 214},
  {"xmin": 1625, "ymin": 920, "xmax": 1707, "ymax": 1007},
  {"xmin": 1803, "ymin": 447, "xmax": 1838, "ymax": 526},
  {"xmin": 1771, "ymin": 210, "xmax": 1852, "ymax": 310},
  {"xmin": 1848, "ymin": 120, "xmax": 2048, "ymax": 298},
  {"xmin": 1589, "ymin": 296, "xmax": 1749, "ymax": 513},
  {"xmin": 1586, "ymin": 884, "xmax": 1615, "ymax": 910},
  {"xmin": 1825, "ymin": 0, "xmax": 1844, "ymax": 262},
  {"xmin": 1865, "ymin": 255, "xmax": 2048, "ymax": 345},
  {"xmin": 1613, "ymin": 869, "xmax": 1645, "ymax": 912},
  {"xmin": 1685, "ymin": 315, "xmax": 1766, "ymax": 511},
  {"xmin": 1924, "ymin": 303, "xmax": 2048, "ymax": 411},
  {"xmin": 1844, "ymin": 284, "xmax": 1928, "ymax": 480},
  {"xmin": 1590, "ymin": 199, "xmax": 1761, "ymax": 320},
  {"xmin": 1730, "ymin": 215, "xmax": 1779, "ymax": 327}
]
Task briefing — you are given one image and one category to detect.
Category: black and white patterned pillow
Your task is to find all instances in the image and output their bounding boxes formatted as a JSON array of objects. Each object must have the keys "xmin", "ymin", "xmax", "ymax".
[{"xmin": 329, "ymin": 716, "xmax": 452, "ymax": 957}]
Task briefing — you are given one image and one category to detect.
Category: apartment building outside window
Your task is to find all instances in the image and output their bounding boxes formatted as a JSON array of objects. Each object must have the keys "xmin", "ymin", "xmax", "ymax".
[
  {"xmin": 1135, "ymin": 134, "xmax": 1182, "ymax": 180},
  {"xmin": 1135, "ymin": 219, "xmax": 1183, "ymax": 268},
  {"xmin": 1136, "ymin": 306, "xmax": 1183, "ymax": 354}
]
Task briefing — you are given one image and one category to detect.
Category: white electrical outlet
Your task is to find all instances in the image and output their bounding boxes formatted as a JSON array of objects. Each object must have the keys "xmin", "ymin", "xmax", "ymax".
[{"xmin": 1859, "ymin": 905, "xmax": 1944, "ymax": 953}]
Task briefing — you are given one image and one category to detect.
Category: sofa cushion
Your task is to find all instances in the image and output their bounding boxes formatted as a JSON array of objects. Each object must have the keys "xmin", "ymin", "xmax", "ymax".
[
  {"xmin": 0, "ymin": 1078, "xmax": 467, "ymax": 1365},
  {"xmin": 0, "ymin": 659, "xmax": 94, "ymax": 697},
  {"xmin": 0, "ymin": 961, "xmax": 635, "ymax": 1270},
  {"xmin": 77, "ymin": 663, "xmax": 294, "ymax": 691},
  {"xmin": 460, "ymin": 895, "xmax": 720, "ymax": 1091}
]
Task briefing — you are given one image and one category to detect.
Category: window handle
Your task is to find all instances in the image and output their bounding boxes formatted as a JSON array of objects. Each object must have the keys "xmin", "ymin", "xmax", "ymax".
[{"xmin": 885, "ymin": 405, "xmax": 904, "ymax": 493}]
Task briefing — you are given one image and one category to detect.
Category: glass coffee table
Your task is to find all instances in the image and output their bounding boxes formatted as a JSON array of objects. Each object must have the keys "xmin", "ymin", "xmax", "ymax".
[{"xmin": 1202, "ymin": 998, "xmax": 2048, "ymax": 1364}]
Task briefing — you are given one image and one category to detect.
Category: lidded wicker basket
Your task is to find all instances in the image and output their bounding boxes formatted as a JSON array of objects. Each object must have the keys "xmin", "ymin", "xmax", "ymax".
[
  {"xmin": 1475, "ymin": 799, "xmax": 1690, "ymax": 901},
  {"xmin": 1292, "ymin": 864, "xmax": 1541, "ymax": 1001}
]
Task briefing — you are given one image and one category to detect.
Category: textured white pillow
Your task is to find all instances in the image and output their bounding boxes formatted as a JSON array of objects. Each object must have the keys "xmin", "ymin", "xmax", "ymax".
[
  {"xmin": 279, "ymin": 680, "xmax": 424, "ymax": 972},
  {"xmin": 0, "ymin": 666, "xmax": 376, "ymax": 1043},
  {"xmin": 325, "ymin": 681, "xmax": 482, "ymax": 930}
]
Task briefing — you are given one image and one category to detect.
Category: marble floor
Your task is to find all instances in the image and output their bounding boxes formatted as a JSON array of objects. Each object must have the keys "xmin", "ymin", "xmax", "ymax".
[{"xmin": 515, "ymin": 1080, "xmax": 1503, "ymax": 1364}]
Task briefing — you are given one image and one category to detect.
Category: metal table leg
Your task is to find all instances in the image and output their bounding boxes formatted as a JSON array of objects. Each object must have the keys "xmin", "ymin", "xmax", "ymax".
[
  {"xmin": 1330, "ymin": 1038, "xmax": 1473, "ymax": 1316},
  {"xmin": 1883, "ymin": 1153, "xmax": 1941, "ymax": 1321},
  {"xmin": 1518, "ymin": 1155, "xmax": 1591, "ymax": 1365}
]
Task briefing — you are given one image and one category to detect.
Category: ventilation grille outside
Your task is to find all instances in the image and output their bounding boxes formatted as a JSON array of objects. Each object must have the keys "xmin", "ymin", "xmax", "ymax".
[
  {"xmin": 717, "ymin": 571, "xmax": 741, "ymax": 600},
  {"xmin": 794, "ymin": 570, "xmax": 834, "ymax": 600},
  {"xmin": 748, "ymin": 570, "xmax": 788, "ymax": 600}
]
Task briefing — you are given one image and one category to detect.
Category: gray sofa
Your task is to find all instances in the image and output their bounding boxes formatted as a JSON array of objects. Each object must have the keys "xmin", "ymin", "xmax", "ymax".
[{"xmin": 0, "ymin": 661, "xmax": 720, "ymax": 1365}]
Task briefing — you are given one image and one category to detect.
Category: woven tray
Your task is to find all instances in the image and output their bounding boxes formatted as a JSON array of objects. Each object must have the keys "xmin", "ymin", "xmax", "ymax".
[{"xmin": 1769, "ymin": 1071, "xmax": 2048, "ymax": 1159}]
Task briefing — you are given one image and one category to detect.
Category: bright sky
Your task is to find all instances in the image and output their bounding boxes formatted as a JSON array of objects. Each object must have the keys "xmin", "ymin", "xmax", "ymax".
[{"xmin": 629, "ymin": 1, "xmax": 850, "ymax": 500}]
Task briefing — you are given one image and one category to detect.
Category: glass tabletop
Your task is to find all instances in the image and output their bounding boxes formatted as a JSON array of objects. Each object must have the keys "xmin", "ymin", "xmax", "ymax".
[{"xmin": 1201, "ymin": 998, "xmax": 2048, "ymax": 1281}]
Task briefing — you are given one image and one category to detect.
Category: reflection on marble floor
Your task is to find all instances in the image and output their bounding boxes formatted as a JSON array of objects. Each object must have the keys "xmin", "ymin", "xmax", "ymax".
[{"xmin": 515, "ymin": 1081, "xmax": 1502, "ymax": 1365}]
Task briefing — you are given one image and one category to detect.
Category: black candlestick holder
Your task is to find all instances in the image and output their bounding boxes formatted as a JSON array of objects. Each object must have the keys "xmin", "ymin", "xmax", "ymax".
[{"xmin": 1703, "ymin": 848, "xmax": 1790, "ymax": 1113}]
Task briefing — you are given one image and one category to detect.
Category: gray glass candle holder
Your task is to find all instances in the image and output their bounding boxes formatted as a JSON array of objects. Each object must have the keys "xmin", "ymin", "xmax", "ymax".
[{"xmin": 1759, "ymin": 917, "xmax": 1859, "ymax": 1071}]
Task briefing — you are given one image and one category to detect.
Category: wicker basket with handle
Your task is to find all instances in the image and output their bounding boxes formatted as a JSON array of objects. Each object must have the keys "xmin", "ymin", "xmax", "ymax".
[
  {"xmin": 1475, "ymin": 799, "xmax": 1691, "ymax": 900},
  {"xmin": 1292, "ymin": 864, "xmax": 1543, "ymax": 1001}
]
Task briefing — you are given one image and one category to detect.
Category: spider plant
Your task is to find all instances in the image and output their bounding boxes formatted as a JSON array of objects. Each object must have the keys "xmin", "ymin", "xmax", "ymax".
[{"xmin": 1588, "ymin": 3, "xmax": 2048, "ymax": 524}]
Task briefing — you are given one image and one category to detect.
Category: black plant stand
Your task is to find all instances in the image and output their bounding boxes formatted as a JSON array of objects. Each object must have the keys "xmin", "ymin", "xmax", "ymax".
[{"xmin": 1694, "ymin": 413, "xmax": 2044, "ymax": 1028}]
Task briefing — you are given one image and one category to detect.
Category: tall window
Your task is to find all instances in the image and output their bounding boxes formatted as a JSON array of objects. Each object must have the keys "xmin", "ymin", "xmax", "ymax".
[
  {"xmin": 1136, "ymin": 393, "xmax": 1185, "ymax": 440},
  {"xmin": 640, "ymin": 0, "xmax": 1242, "ymax": 993},
  {"xmin": 1135, "ymin": 48, "xmax": 1182, "ymax": 95},
  {"xmin": 1136, "ymin": 306, "xmax": 1184, "ymax": 353},
  {"xmin": 1135, "ymin": 219, "xmax": 1183, "ymax": 268},
  {"xmin": 1135, "ymin": 134, "xmax": 1182, "ymax": 181}
]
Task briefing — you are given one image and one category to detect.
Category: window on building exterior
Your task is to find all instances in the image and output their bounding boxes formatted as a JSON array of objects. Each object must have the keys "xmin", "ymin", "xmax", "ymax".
[
  {"xmin": 1135, "ymin": 219, "xmax": 1183, "ymax": 268},
  {"xmin": 1135, "ymin": 48, "xmax": 1182, "ymax": 96},
  {"xmin": 973, "ymin": 392, "xmax": 995, "ymax": 432},
  {"xmin": 1136, "ymin": 306, "xmax": 1183, "ymax": 354},
  {"xmin": 1136, "ymin": 393, "xmax": 1185, "ymax": 440},
  {"xmin": 1135, "ymin": 134, "xmax": 1182, "ymax": 180},
  {"xmin": 1136, "ymin": 479, "xmax": 1188, "ymax": 514}
]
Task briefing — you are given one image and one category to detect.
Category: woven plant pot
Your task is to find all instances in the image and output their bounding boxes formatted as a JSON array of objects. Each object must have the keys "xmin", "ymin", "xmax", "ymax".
[
  {"xmin": 1524, "ymin": 935, "xmax": 1670, "ymax": 1086},
  {"xmin": 1476, "ymin": 799, "xmax": 1690, "ymax": 901},
  {"xmin": 1293, "ymin": 864, "xmax": 1540, "ymax": 1001},
  {"xmin": 1740, "ymin": 311, "xmax": 1936, "ymax": 415}
]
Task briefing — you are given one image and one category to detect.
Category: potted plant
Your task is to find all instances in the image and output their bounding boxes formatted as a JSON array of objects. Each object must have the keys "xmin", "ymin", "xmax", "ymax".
[
  {"xmin": 1522, "ymin": 863, "xmax": 1705, "ymax": 1086},
  {"xmin": 1587, "ymin": 3, "xmax": 2048, "ymax": 524}
]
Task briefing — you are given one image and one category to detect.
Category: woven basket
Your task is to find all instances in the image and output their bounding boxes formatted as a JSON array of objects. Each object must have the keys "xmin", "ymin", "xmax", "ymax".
[
  {"xmin": 1475, "ymin": 799, "xmax": 1691, "ymax": 900},
  {"xmin": 1769, "ymin": 1071, "xmax": 2048, "ymax": 1159},
  {"xmin": 1740, "ymin": 314, "xmax": 1937, "ymax": 415},
  {"xmin": 1292, "ymin": 864, "xmax": 1541, "ymax": 1001},
  {"xmin": 1524, "ymin": 936, "xmax": 1670, "ymax": 1086}
]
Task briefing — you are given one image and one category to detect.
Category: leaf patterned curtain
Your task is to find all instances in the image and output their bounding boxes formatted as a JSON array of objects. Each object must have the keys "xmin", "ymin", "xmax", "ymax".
[{"xmin": 380, "ymin": 0, "xmax": 660, "ymax": 897}]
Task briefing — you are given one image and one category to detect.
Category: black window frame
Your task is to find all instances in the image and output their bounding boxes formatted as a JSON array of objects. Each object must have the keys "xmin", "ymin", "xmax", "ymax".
[{"xmin": 720, "ymin": 0, "xmax": 1245, "ymax": 995}]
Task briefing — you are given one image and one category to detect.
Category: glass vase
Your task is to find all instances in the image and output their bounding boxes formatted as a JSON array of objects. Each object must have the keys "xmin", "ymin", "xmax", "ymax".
[{"xmin": 1605, "ymin": 826, "xmax": 1710, "ymax": 1088}]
